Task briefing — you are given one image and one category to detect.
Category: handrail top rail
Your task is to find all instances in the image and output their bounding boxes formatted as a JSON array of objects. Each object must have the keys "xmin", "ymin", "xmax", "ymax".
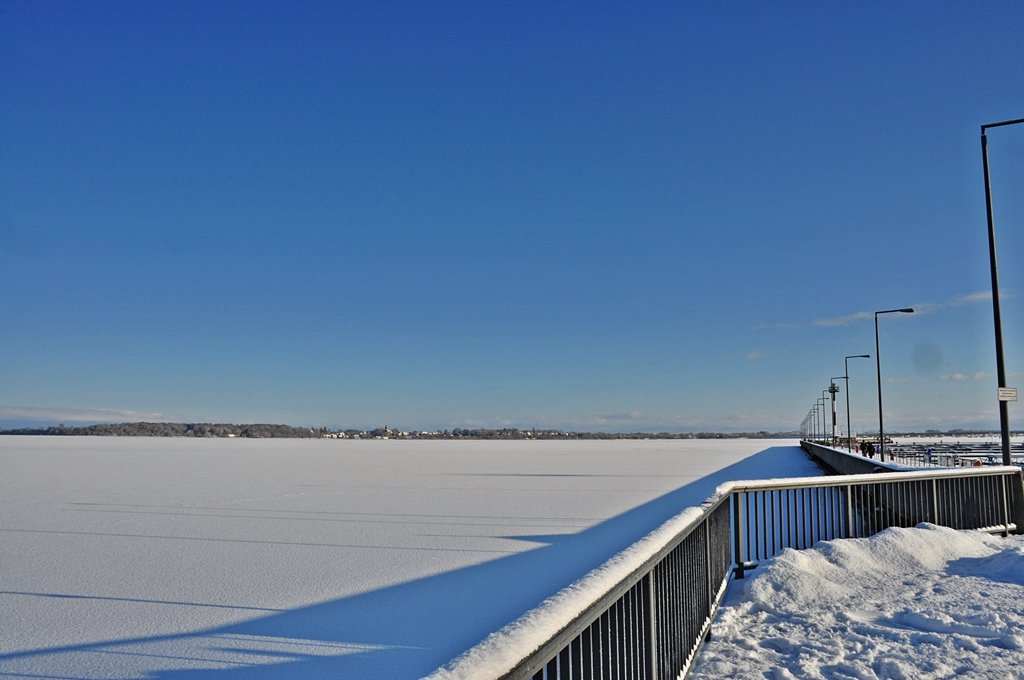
[{"xmin": 724, "ymin": 466, "xmax": 1021, "ymax": 494}]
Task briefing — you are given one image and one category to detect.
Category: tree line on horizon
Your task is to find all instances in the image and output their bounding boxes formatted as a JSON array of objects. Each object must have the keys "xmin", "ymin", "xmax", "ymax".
[
  {"xmin": 1, "ymin": 422, "xmax": 1004, "ymax": 440},
  {"xmin": 0, "ymin": 422, "xmax": 801, "ymax": 439}
]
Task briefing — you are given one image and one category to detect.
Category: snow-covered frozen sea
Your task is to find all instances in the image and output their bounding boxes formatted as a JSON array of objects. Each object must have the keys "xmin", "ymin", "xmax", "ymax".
[{"xmin": 0, "ymin": 436, "xmax": 814, "ymax": 679}]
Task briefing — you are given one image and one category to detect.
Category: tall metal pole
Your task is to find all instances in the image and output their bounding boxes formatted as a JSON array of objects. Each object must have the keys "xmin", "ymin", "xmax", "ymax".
[
  {"xmin": 876, "ymin": 308, "xmax": 914, "ymax": 460},
  {"xmin": 981, "ymin": 118, "xmax": 1021, "ymax": 465},
  {"xmin": 844, "ymin": 355, "xmax": 870, "ymax": 452},
  {"xmin": 833, "ymin": 376, "xmax": 848, "ymax": 445},
  {"xmin": 821, "ymin": 391, "xmax": 829, "ymax": 444},
  {"xmin": 829, "ymin": 378, "xmax": 843, "ymax": 447}
]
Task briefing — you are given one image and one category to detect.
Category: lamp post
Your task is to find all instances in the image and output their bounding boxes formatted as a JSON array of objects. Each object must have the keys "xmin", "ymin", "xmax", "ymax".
[
  {"xmin": 810, "ymin": 404, "xmax": 819, "ymax": 441},
  {"xmin": 981, "ymin": 118, "xmax": 1021, "ymax": 465},
  {"xmin": 875, "ymin": 308, "xmax": 915, "ymax": 460},
  {"xmin": 829, "ymin": 378, "xmax": 843, "ymax": 446},
  {"xmin": 821, "ymin": 392, "xmax": 830, "ymax": 443},
  {"xmin": 844, "ymin": 354, "xmax": 871, "ymax": 451}
]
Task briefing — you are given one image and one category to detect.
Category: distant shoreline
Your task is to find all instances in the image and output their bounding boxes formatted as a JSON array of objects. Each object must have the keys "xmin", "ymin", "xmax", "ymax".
[{"xmin": 0, "ymin": 422, "xmax": 1012, "ymax": 440}]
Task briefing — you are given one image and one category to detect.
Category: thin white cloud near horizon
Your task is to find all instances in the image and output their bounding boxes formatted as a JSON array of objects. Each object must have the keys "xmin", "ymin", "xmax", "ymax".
[
  {"xmin": 0, "ymin": 405, "xmax": 166, "ymax": 423},
  {"xmin": 810, "ymin": 291, "xmax": 994, "ymax": 328},
  {"xmin": 942, "ymin": 372, "xmax": 990, "ymax": 382}
]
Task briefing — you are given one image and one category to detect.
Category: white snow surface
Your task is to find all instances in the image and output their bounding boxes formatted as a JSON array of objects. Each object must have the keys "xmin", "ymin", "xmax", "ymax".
[
  {"xmin": 691, "ymin": 524, "xmax": 1024, "ymax": 680},
  {"xmin": 0, "ymin": 436, "xmax": 814, "ymax": 679}
]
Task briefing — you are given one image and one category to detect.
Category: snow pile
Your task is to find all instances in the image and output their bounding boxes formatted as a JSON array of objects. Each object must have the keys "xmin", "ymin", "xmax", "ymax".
[{"xmin": 691, "ymin": 524, "xmax": 1024, "ymax": 679}]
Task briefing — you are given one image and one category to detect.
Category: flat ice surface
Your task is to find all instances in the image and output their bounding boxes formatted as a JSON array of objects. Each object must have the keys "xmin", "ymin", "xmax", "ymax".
[
  {"xmin": 0, "ymin": 436, "xmax": 813, "ymax": 679},
  {"xmin": 691, "ymin": 524, "xmax": 1024, "ymax": 679}
]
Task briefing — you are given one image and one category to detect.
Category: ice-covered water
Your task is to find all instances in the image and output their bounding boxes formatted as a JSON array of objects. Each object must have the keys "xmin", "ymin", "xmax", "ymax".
[{"xmin": 0, "ymin": 436, "xmax": 812, "ymax": 678}]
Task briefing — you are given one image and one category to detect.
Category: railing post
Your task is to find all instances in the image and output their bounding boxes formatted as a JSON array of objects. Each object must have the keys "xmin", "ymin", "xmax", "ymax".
[
  {"xmin": 732, "ymin": 492, "xmax": 745, "ymax": 579},
  {"xmin": 932, "ymin": 478, "xmax": 939, "ymax": 525}
]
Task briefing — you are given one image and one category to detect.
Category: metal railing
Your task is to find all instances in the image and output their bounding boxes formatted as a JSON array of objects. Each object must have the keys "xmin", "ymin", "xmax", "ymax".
[
  {"xmin": 806, "ymin": 437, "xmax": 1024, "ymax": 469},
  {"xmin": 431, "ymin": 466, "xmax": 1024, "ymax": 680},
  {"xmin": 732, "ymin": 467, "xmax": 1022, "ymax": 576}
]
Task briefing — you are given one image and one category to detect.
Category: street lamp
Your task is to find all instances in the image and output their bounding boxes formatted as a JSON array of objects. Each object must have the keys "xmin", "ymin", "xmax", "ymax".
[
  {"xmin": 820, "ymin": 393, "xmax": 830, "ymax": 443},
  {"xmin": 875, "ymin": 308, "xmax": 914, "ymax": 460},
  {"xmin": 844, "ymin": 354, "xmax": 871, "ymax": 451},
  {"xmin": 981, "ymin": 118, "xmax": 1021, "ymax": 465},
  {"xmin": 829, "ymin": 378, "xmax": 843, "ymax": 446}
]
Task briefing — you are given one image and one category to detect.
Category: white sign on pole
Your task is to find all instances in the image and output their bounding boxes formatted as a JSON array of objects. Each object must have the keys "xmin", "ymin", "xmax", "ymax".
[{"xmin": 998, "ymin": 387, "xmax": 1018, "ymax": 402}]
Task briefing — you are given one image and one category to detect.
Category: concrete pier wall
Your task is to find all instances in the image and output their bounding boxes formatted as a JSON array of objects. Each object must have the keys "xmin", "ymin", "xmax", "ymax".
[{"xmin": 800, "ymin": 440, "xmax": 908, "ymax": 475}]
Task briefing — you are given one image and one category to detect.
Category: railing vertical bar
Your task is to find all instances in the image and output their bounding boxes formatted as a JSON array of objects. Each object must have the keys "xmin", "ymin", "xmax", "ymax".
[
  {"xmin": 599, "ymin": 610, "xmax": 609, "ymax": 680},
  {"xmin": 798, "ymin": 485, "xmax": 806, "ymax": 548},
  {"xmin": 870, "ymin": 483, "xmax": 878, "ymax": 536},
  {"xmin": 630, "ymin": 577, "xmax": 638, "ymax": 680},
  {"xmin": 835, "ymin": 485, "xmax": 841, "ymax": 538},
  {"xmin": 846, "ymin": 484, "xmax": 854, "ymax": 538},
  {"xmin": 570, "ymin": 636, "xmax": 581, "ymax": 680},
  {"xmin": 617, "ymin": 598, "xmax": 624, "ymax": 680},
  {"xmin": 704, "ymin": 520, "xmax": 713, "ymax": 624},
  {"xmin": 662, "ymin": 553, "xmax": 673, "ymax": 678},
  {"xmin": 951, "ymin": 477, "xmax": 958, "ymax": 527},
  {"xmin": 897, "ymin": 481, "xmax": 905, "ymax": 526},
  {"xmin": 1002, "ymin": 475, "xmax": 1011, "ymax": 535},
  {"xmin": 806, "ymin": 486, "xmax": 812, "ymax": 547},
  {"xmin": 955, "ymin": 478, "xmax": 962, "ymax": 529},
  {"xmin": 645, "ymin": 572, "xmax": 656, "ymax": 680},
  {"xmin": 953, "ymin": 478, "xmax": 960, "ymax": 527},
  {"xmin": 824, "ymin": 484, "xmax": 831, "ymax": 540},
  {"xmin": 624, "ymin": 585, "xmax": 632, "ymax": 680},
  {"xmin": 828, "ymin": 486, "xmax": 835, "ymax": 539},
  {"xmin": 635, "ymin": 581, "xmax": 642, "ymax": 680},
  {"xmin": 815, "ymin": 485, "xmax": 823, "ymax": 544},
  {"xmin": 785, "ymin": 489, "xmax": 792, "ymax": 550},
  {"xmin": 884, "ymin": 481, "xmax": 892, "ymax": 528},
  {"xmin": 753, "ymin": 491, "xmax": 761, "ymax": 561},
  {"xmin": 825, "ymin": 486, "xmax": 832, "ymax": 542},
  {"xmin": 732, "ymin": 493, "xmax": 744, "ymax": 579},
  {"xmin": 585, "ymin": 627, "xmax": 593, "ymax": 680},
  {"xmin": 608, "ymin": 602, "xmax": 617, "ymax": 680},
  {"xmin": 807, "ymin": 486, "xmax": 813, "ymax": 547},
  {"xmin": 885, "ymin": 481, "xmax": 892, "ymax": 528},
  {"xmin": 744, "ymin": 491, "xmax": 751, "ymax": 565}
]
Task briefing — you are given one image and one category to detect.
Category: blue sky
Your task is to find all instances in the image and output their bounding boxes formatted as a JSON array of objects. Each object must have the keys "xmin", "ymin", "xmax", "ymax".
[{"xmin": 1, "ymin": 1, "xmax": 1022, "ymax": 433}]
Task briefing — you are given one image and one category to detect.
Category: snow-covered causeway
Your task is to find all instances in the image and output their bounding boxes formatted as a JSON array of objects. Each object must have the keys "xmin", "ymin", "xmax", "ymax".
[{"xmin": 0, "ymin": 436, "xmax": 814, "ymax": 679}]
